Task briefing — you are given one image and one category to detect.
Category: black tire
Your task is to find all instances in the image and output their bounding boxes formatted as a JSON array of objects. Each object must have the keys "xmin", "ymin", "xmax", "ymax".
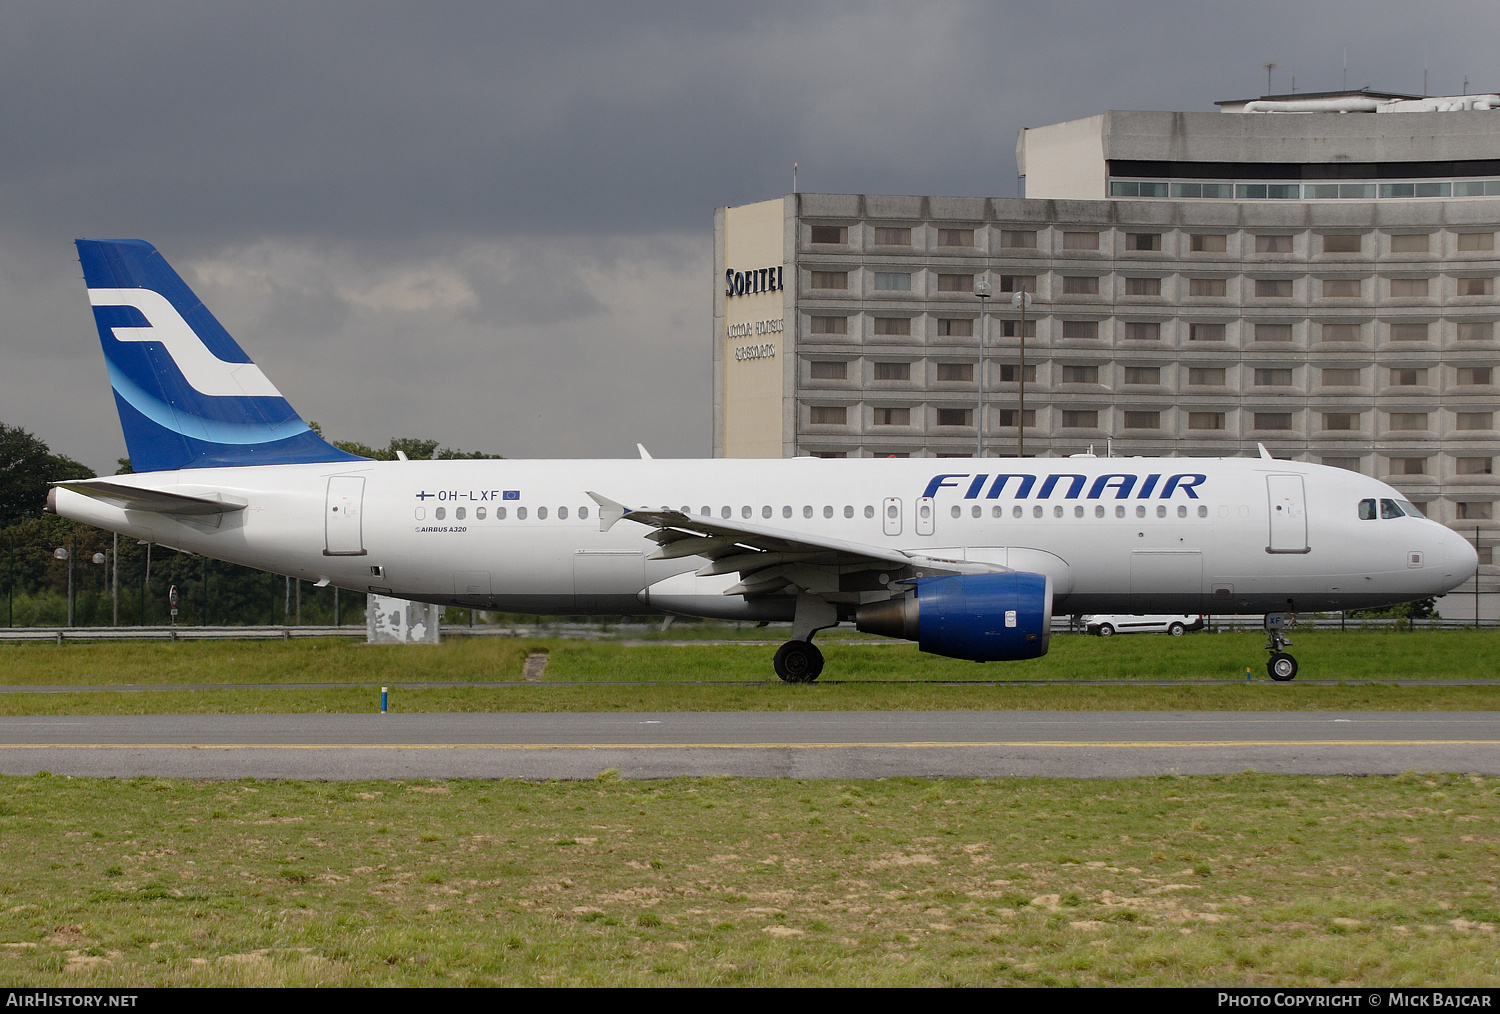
[
  {"xmin": 1096, "ymin": 624, "xmax": 1115, "ymax": 637},
  {"xmin": 773, "ymin": 640, "xmax": 824, "ymax": 683},
  {"xmin": 1267, "ymin": 653, "xmax": 1298, "ymax": 682},
  {"xmin": 1167, "ymin": 622, "xmax": 1186, "ymax": 636}
]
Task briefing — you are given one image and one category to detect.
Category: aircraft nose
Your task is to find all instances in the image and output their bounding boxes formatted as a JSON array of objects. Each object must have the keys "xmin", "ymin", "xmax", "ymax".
[{"xmin": 1439, "ymin": 525, "xmax": 1479, "ymax": 585}]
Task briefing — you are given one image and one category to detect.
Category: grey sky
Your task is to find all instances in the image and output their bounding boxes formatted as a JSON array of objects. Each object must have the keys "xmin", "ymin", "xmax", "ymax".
[{"xmin": 2, "ymin": 1, "xmax": 1496, "ymax": 471}]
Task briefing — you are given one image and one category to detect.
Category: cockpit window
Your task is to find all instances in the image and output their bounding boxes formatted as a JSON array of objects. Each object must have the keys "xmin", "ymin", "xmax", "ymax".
[
  {"xmin": 1396, "ymin": 498, "xmax": 1424, "ymax": 517},
  {"xmin": 1380, "ymin": 498, "xmax": 1404, "ymax": 519},
  {"xmin": 1359, "ymin": 498, "xmax": 1376, "ymax": 520}
]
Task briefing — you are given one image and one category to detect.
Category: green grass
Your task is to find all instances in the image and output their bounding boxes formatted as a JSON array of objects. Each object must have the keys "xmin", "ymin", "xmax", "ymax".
[{"xmin": 0, "ymin": 772, "xmax": 1495, "ymax": 986}]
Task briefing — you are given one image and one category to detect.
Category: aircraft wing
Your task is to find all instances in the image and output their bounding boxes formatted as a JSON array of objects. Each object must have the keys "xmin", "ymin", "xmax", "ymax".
[
  {"xmin": 52, "ymin": 479, "xmax": 248, "ymax": 516},
  {"xmin": 587, "ymin": 491, "xmax": 1001, "ymax": 597}
]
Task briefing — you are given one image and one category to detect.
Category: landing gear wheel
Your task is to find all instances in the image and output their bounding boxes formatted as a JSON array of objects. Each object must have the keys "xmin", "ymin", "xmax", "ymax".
[
  {"xmin": 1267, "ymin": 653, "xmax": 1298, "ymax": 682},
  {"xmin": 1167, "ymin": 622, "xmax": 1186, "ymax": 636},
  {"xmin": 1096, "ymin": 624, "xmax": 1115, "ymax": 637},
  {"xmin": 773, "ymin": 640, "xmax": 824, "ymax": 683}
]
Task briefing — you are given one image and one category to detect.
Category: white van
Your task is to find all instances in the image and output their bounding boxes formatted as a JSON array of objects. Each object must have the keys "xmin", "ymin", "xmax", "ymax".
[{"xmin": 1083, "ymin": 614, "xmax": 1206, "ymax": 637}]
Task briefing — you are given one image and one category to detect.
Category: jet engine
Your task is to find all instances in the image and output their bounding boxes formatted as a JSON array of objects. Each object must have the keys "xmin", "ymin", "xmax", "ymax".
[{"xmin": 855, "ymin": 572, "xmax": 1053, "ymax": 662}]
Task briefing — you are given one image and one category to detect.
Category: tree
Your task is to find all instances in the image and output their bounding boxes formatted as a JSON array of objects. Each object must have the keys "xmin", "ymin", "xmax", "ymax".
[
  {"xmin": 0, "ymin": 424, "xmax": 93, "ymax": 528},
  {"xmin": 307, "ymin": 423, "xmax": 502, "ymax": 460}
]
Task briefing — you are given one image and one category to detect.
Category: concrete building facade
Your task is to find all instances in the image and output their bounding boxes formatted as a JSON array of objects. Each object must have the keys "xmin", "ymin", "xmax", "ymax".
[{"xmin": 712, "ymin": 95, "xmax": 1500, "ymax": 617}]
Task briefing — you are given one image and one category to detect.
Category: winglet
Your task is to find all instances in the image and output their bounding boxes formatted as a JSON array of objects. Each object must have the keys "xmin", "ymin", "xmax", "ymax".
[
  {"xmin": 1257, "ymin": 443, "xmax": 1273, "ymax": 461},
  {"xmin": 585, "ymin": 491, "xmax": 631, "ymax": 532},
  {"xmin": 636, "ymin": 443, "xmax": 653, "ymax": 460}
]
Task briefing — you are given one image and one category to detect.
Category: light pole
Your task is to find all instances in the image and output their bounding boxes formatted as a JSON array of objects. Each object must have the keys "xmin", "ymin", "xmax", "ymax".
[
  {"xmin": 53, "ymin": 544, "xmax": 73, "ymax": 627},
  {"xmin": 1012, "ymin": 290, "xmax": 1033, "ymax": 458},
  {"xmin": 974, "ymin": 276, "xmax": 992, "ymax": 457}
]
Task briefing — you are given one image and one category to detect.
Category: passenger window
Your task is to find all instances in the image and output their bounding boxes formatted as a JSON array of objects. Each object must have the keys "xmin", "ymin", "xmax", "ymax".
[
  {"xmin": 783, "ymin": 506, "xmax": 793, "ymax": 518},
  {"xmin": 1013, "ymin": 506, "xmax": 1022, "ymax": 518},
  {"xmin": 476, "ymin": 507, "xmax": 486, "ymax": 520},
  {"xmin": 823, "ymin": 506, "xmax": 834, "ymax": 518},
  {"xmin": 951, "ymin": 505, "xmax": 961, "ymax": 519},
  {"xmin": 844, "ymin": 506, "xmax": 854, "ymax": 518},
  {"xmin": 1156, "ymin": 506, "xmax": 1166, "ymax": 518},
  {"xmin": 1074, "ymin": 506, "xmax": 1084, "ymax": 518},
  {"xmin": 701, "ymin": 506, "xmax": 711, "ymax": 516},
  {"xmin": 1053, "ymin": 506, "xmax": 1063, "ymax": 518},
  {"xmin": 803, "ymin": 506, "xmax": 814, "ymax": 518},
  {"xmin": 1359, "ymin": 498, "xmax": 1377, "ymax": 520},
  {"xmin": 993, "ymin": 506, "xmax": 1003, "ymax": 518},
  {"xmin": 1381, "ymin": 498, "xmax": 1404, "ymax": 519},
  {"xmin": 1197, "ymin": 506, "xmax": 1208, "ymax": 518},
  {"xmin": 436, "ymin": 507, "xmax": 446, "ymax": 520},
  {"xmin": 762, "ymin": 506, "xmax": 772, "ymax": 519},
  {"xmin": 1095, "ymin": 506, "xmax": 1105, "ymax": 518},
  {"xmin": 1032, "ymin": 505, "xmax": 1043, "ymax": 518},
  {"xmin": 497, "ymin": 507, "xmax": 507, "ymax": 520},
  {"xmin": 721, "ymin": 506, "xmax": 731, "ymax": 519},
  {"xmin": 456, "ymin": 507, "xmax": 466, "ymax": 520},
  {"xmin": 558, "ymin": 506, "xmax": 568, "ymax": 520},
  {"xmin": 742, "ymin": 506, "xmax": 752, "ymax": 519},
  {"xmin": 517, "ymin": 507, "xmax": 527, "ymax": 520},
  {"xmin": 974, "ymin": 506, "xmax": 983, "ymax": 519},
  {"xmin": 579, "ymin": 507, "xmax": 588, "ymax": 519},
  {"xmin": 1115, "ymin": 506, "xmax": 1126, "ymax": 518},
  {"xmin": 1136, "ymin": 506, "xmax": 1146, "ymax": 518},
  {"xmin": 1178, "ymin": 506, "xmax": 1187, "ymax": 518},
  {"xmin": 537, "ymin": 507, "xmax": 548, "ymax": 519},
  {"xmin": 865, "ymin": 505, "xmax": 875, "ymax": 519}
]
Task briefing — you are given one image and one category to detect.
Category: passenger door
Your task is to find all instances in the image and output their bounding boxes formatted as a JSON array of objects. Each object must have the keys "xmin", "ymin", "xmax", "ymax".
[
  {"xmin": 1266, "ymin": 475, "xmax": 1309, "ymax": 554},
  {"xmin": 324, "ymin": 476, "xmax": 367, "ymax": 556}
]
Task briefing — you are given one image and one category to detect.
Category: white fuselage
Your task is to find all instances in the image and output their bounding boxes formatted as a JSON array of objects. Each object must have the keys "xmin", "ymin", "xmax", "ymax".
[{"xmin": 54, "ymin": 455, "xmax": 1477, "ymax": 622}]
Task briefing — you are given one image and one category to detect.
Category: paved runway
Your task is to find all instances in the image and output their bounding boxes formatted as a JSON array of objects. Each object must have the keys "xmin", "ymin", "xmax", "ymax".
[{"xmin": 1, "ymin": 711, "xmax": 1496, "ymax": 779}]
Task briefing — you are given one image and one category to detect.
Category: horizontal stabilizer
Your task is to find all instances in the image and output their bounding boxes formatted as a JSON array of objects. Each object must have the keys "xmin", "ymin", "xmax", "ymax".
[{"xmin": 53, "ymin": 479, "xmax": 247, "ymax": 516}]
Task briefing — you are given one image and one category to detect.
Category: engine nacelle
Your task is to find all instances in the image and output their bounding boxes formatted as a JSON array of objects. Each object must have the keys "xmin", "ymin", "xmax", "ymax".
[{"xmin": 855, "ymin": 572, "xmax": 1053, "ymax": 662}]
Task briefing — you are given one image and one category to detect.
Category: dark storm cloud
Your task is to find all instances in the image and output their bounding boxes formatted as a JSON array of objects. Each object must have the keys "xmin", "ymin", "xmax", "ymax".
[{"xmin": 0, "ymin": 1, "xmax": 1496, "ymax": 469}]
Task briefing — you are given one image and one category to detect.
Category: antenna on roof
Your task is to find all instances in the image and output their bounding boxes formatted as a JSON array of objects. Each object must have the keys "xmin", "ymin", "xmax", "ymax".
[
  {"xmin": 1262, "ymin": 61, "xmax": 1278, "ymax": 95},
  {"xmin": 1342, "ymin": 47, "xmax": 1347, "ymax": 90},
  {"xmin": 792, "ymin": 163, "xmax": 798, "ymax": 194}
]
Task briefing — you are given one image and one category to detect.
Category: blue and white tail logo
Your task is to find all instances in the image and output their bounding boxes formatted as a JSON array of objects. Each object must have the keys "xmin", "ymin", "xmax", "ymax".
[{"xmin": 76, "ymin": 239, "xmax": 363, "ymax": 472}]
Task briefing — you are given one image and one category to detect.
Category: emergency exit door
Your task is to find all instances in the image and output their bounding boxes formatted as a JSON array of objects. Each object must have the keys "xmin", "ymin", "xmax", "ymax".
[
  {"xmin": 325, "ymin": 475, "xmax": 367, "ymax": 556},
  {"xmin": 882, "ymin": 497, "xmax": 902, "ymax": 536},
  {"xmin": 1266, "ymin": 474, "xmax": 1309, "ymax": 554}
]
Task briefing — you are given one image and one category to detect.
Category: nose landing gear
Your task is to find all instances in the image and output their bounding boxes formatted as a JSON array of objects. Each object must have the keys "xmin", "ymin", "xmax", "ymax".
[{"xmin": 1264, "ymin": 612, "xmax": 1297, "ymax": 681}]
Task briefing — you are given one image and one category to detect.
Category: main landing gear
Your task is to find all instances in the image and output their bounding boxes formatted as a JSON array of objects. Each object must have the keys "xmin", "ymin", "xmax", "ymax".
[
  {"xmin": 1264, "ymin": 612, "xmax": 1298, "ymax": 681},
  {"xmin": 774, "ymin": 594, "xmax": 839, "ymax": 684}
]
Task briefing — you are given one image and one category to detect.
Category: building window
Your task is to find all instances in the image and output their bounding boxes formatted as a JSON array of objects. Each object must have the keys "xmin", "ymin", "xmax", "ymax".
[
  {"xmin": 810, "ymin": 316, "xmax": 847, "ymax": 335},
  {"xmin": 936, "ymin": 408, "xmax": 972, "ymax": 426},
  {"xmin": 1322, "ymin": 235, "xmax": 1362, "ymax": 254},
  {"xmin": 1127, "ymin": 233, "xmax": 1161, "ymax": 251},
  {"xmin": 1062, "ymin": 232, "xmax": 1099, "ymax": 251},
  {"xmin": 1392, "ymin": 368, "xmax": 1426, "ymax": 386},
  {"xmin": 873, "ymin": 361, "xmax": 911, "ymax": 381},
  {"xmin": 1458, "ymin": 278, "xmax": 1495, "ymax": 296},
  {"xmin": 1323, "ymin": 457, "xmax": 1361, "ymax": 471},
  {"xmin": 1254, "ymin": 323, "xmax": 1293, "ymax": 342},
  {"xmin": 1063, "ymin": 276, "xmax": 1099, "ymax": 295},
  {"xmin": 1061, "ymin": 320, "xmax": 1098, "ymax": 339},
  {"xmin": 1124, "ymin": 321, "xmax": 1161, "ymax": 341},
  {"xmin": 1188, "ymin": 322, "xmax": 1225, "ymax": 341},
  {"xmin": 1000, "ymin": 275, "xmax": 1037, "ymax": 293},
  {"xmin": 1124, "ymin": 366, "xmax": 1160, "ymax": 384},
  {"xmin": 809, "ymin": 406, "xmax": 847, "ymax": 425},
  {"xmin": 1191, "ymin": 234, "xmax": 1227, "ymax": 253},
  {"xmin": 873, "ymin": 317, "xmax": 911, "ymax": 336},
  {"xmin": 1254, "ymin": 412, "xmax": 1292, "ymax": 430},
  {"xmin": 1125, "ymin": 277, "xmax": 1161, "ymax": 296},
  {"xmin": 1458, "ymin": 412, "xmax": 1494, "ymax": 431},
  {"xmin": 1060, "ymin": 364, "xmax": 1099, "ymax": 384},
  {"xmin": 1391, "ymin": 234, "xmax": 1430, "ymax": 253},
  {"xmin": 937, "ymin": 229, "xmax": 974, "ymax": 247},
  {"xmin": 873, "ymin": 272, "xmax": 910, "ymax": 291},
  {"xmin": 809, "ymin": 360, "xmax": 847, "ymax": 380},
  {"xmin": 937, "ymin": 318, "xmax": 973, "ymax": 337},
  {"xmin": 1322, "ymin": 368, "xmax": 1360, "ymax": 386},
  {"xmin": 1323, "ymin": 279, "xmax": 1361, "ymax": 297},
  {"xmin": 1458, "ymin": 367, "xmax": 1493, "ymax": 385},
  {"xmin": 1390, "ymin": 322, "xmax": 1429, "ymax": 341},
  {"xmin": 1323, "ymin": 413, "xmax": 1358, "ymax": 431},
  {"xmin": 1123, "ymin": 411, "xmax": 1159, "ymax": 429},
  {"xmin": 810, "ymin": 226, "xmax": 847, "ymax": 244},
  {"xmin": 873, "ymin": 407, "xmax": 910, "ymax": 426},
  {"xmin": 1458, "ymin": 457, "xmax": 1494, "ymax": 475},
  {"xmin": 1394, "ymin": 457, "xmax": 1426, "ymax": 475},
  {"xmin": 1255, "ymin": 368, "xmax": 1293, "ymax": 386},
  {"xmin": 1255, "ymin": 279, "xmax": 1293, "ymax": 298},
  {"xmin": 1390, "ymin": 412, "xmax": 1429, "ymax": 431},
  {"xmin": 1256, "ymin": 235, "xmax": 1293, "ymax": 253},
  {"xmin": 1000, "ymin": 319, "xmax": 1037, "ymax": 338},
  {"xmin": 998, "ymin": 409, "xmax": 1036, "ymax": 427},
  {"xmin": 1457, "ymin": 502, "xmax": 1494, "ymax": 521},
  {"xmin": 810, "ymin": 451, "xmax": 846, "ymax": 458},
  {"xmin": 1188, "ymin": 367, "xmax": 1227, "ymax": 386},
  {"xmin": 1062, "ymin": 410, "xmax": 1098, "ymax": 428},
  {"xmin": 1188, "ymin": 412, "xmax": 1225, "ymax": 430},
  {"xmin": 999, "ymin": 364, "xmax": 1037, "ymax": 383},
  {"xmin": 1458, "ymin": 232, "xmax": 1495, "ymax": 252},
  {"xmin": 873, "ymin": 227, "xmax": 911, "ymax": 246},
  {"xmin": 1323, "ymin": 323, "xmax": 1362, "ymax": 342},
  {"xmin": 936, "ymin": 362, "xmax": 973, "ymax": 382},
  {"xmin": 1001, "ymin": 230, "xmax": 1036, "ymax": 249},
  {"xmin": 1459, "ymin": 322, "xmax": 1494, "ymax": 341},
  {"xmin": 937, "ymin": 273, "xmax": 974, "ymax": 292},
  {"xmin": 810, "ymin": 271, "xmax": 847, "ymax": 290},
  {"xmin": 1390, "ymin": 278, "xmax": 1430, "ymax": 297},
  {"xmin": 1190, "ymin": 278, "xmax": 1227, "ymax": 297}
]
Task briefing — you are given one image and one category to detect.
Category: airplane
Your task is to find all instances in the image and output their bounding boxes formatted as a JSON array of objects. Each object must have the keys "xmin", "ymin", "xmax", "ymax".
[{"xmin": 49, "ymin": 239, "xmax": 1478, "ymax": 683}]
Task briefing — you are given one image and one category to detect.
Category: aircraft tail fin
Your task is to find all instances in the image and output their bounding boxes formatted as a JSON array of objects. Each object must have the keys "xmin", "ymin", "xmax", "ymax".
[{"xmin": 74, "ymin": 239, "xmax": 364, "ymax": 472}]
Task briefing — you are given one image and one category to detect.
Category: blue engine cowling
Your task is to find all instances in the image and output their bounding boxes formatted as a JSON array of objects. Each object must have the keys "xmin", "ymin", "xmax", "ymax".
[{"xmin": 854, "ymin": 572, "xmax": 1053, "ymax": 662}]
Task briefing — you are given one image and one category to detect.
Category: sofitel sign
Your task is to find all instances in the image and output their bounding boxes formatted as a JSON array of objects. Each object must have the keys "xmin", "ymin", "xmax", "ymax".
[{"xmin": 726, "ymin": 266, "xmax": 784, "ymax": 297}]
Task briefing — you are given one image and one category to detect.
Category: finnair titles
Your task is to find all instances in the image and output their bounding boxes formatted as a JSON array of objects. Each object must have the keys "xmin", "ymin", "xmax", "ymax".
[{"xmin": 49, "ymin": 239, "xmax": 1476, "ymax": 683}]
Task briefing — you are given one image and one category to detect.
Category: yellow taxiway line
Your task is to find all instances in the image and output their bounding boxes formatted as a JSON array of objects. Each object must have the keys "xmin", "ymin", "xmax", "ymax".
[{"xmin": 1, "ymin": 740, "xmax": 1497, "ymax": 751}]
